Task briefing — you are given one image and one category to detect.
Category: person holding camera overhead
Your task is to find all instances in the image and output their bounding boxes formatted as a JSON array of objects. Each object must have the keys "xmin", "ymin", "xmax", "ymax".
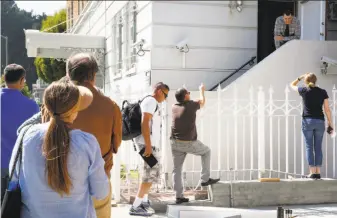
[
  {"xmin": 290, "ymin": 73, "xmax": 334, "ymax": 179},
  {"xmin": 170, "ymin": 83, "xmax": 220, "ymax": 204}
]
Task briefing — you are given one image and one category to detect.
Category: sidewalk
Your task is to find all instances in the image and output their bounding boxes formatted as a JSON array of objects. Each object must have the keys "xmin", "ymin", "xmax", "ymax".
[
  {"xmin": 112, "ymin": 203, "xmax": 337, "ymax": 218},
  {"xmin": 111, "ymin": 205, "xmax": 166, "ymax": 218}
]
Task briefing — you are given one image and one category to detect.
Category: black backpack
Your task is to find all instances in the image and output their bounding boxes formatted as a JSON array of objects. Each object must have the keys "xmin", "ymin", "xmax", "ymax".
[{"xmin": 121, "ymin": 95, "xmax": 157, "ymax": 141}]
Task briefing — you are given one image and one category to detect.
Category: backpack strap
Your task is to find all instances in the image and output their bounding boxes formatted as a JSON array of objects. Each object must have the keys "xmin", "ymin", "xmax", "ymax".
[
  {"xmin": 139, "ymin": 95, "xmax": 158, "ymax": 112},
  {"xmin": 121, "ymin": 100, "xmax": 129, "ymax": 110}
]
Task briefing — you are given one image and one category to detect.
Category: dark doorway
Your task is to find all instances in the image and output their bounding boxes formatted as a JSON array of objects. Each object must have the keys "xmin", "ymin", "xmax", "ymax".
[{"xmin": 257, "ymin": 0, "xmax": 297, "ymax": 62}]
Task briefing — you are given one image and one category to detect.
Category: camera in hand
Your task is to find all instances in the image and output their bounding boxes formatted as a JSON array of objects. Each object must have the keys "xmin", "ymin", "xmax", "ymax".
[{"xmin": 327, "ymin": 126, "xmax": 333, "ymax": 134}]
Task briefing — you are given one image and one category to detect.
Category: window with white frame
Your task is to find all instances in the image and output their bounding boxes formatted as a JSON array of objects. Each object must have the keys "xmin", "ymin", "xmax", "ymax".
[{"xmin": 111, "ymin": 2, "xmax": 137, "ymax": 77}]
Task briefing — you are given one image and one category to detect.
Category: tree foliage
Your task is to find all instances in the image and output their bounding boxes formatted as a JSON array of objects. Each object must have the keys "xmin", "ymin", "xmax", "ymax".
[
  {"xmin": 1, "ymin": 0, "xmax": 47, "ymax": 89},
  {"xmin": 41, "ymin": 9, "xmax": 66, "ymax": 33},
  {"xmin": 34, "ymin": 9, "xmax": 66, "ymax": 83}
]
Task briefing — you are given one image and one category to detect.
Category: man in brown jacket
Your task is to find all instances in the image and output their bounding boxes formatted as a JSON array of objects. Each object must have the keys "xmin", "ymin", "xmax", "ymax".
[{"xmin": 66, "ymin": 53, "xmax": 122, "ymax": 218}]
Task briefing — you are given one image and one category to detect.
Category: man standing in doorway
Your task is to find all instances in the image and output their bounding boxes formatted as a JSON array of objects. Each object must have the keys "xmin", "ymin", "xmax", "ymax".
[
  {"xmin": 170, "ymin": 83, "xmax": 219, "ymax": 204},
  {"xmin": 1, "ymin": 64, "xmax": 40, "ymax": 201},
  {"xmin": 129, "ymin": 82, "xmax": 170, "ymax": 216},
  {"xmin": 274, "ymin": 9, "xmax": 301, "ymax": 49}
]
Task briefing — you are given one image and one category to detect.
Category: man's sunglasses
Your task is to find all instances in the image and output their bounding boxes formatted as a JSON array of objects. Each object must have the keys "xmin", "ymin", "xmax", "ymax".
[{"xmin": 161, "ymin": 90, "xmax": 168, "ymax": 98}]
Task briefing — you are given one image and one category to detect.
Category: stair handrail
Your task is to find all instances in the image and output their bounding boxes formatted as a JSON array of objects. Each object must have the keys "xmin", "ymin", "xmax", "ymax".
[{"xmin": 209, "ymin": 56, "xmax": 256, "ymax": 91}]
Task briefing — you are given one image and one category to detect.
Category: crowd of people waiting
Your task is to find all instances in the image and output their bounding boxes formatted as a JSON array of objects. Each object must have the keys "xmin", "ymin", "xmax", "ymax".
[{"xmin": 0, "ymin": 52, "xmax": 219, "ymax": 217}]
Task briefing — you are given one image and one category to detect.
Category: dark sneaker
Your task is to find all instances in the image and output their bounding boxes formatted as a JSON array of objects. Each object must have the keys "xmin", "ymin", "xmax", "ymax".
[
  {"xmin": 176, "ymin": 197, "xmax": 189, "ymax": 204},
  {"xmin": 201, "ymin": 178, "xmax": 220, "ymax": 186},
  {"xmin": 305, "ymin": 174, "xmax": 316, "ymax": 179},
  {"xmin": 129, "ymin": 205, "xmax": 153, "ymax": 216},
  {"xmin": 141, "ymin": 201, "xmax": 155, "ymax": 214},
  {"xmin": 306, "ymin": 174, "xmax": 322, "ymax": 179}
]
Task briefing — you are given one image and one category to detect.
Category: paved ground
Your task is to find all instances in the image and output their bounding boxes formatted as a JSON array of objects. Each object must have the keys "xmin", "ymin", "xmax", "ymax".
[
  {"xmin": 112, "ymin": 204, "xmax": 337, "ymax": 218},
  {"xmin": 111, "ymin": 205, "xmax": 166, "ymax": 218}
]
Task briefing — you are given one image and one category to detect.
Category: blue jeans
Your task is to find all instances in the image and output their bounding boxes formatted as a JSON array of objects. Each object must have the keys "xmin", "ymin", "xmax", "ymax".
[{"xmin": 302, "ymin": 118, "xmax": 325, "ymax": 167}]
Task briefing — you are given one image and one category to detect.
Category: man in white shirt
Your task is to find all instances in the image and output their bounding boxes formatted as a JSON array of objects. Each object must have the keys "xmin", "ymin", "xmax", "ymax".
[{"xmin": 129, "ymin": 82, "xmax": 170, "ymax": 216}]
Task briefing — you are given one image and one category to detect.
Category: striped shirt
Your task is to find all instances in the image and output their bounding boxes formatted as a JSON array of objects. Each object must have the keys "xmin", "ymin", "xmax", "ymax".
[{"xmin": 274, "ymin": 16, "xmax": 301, "ymax": 49}]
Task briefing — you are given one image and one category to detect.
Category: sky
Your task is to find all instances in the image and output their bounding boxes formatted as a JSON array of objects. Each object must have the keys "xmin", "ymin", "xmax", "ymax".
[{"xmin": 15, "ymin": 1, "xmax": 66, "ymax": 16}]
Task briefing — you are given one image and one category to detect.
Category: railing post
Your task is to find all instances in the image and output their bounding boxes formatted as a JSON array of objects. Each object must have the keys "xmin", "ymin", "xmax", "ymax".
[
  {"xmin": 233, "ymin": 83, "xmax": 238, "ymax": 173},
  {"xmin": 285, "ymin": 85, "xmax": 290, "ymax": 178},
  {"xmin": 333, "ymin": 85, "xmax": 336, "ymax": 178},
  {"xmin": 217, "ymin": 84, "xmax": 222, "ymax": 179},
  {"xmin": 269, "ymin": 86, "xmax": 274, "ymax": 175},
  {"xmin": 161, "ymin": 100, "xmax": 169, "ymax": 186},
  {"xmin": 257, "ymin": 86, "xmax": 266, "ymax": 179},
  {"xmin": 249, "ymin": 86, "xmax": 254, "ymax": 180},
  {"xmin": 111, "ymin": 152, "xmax": 121, "ymax": 202}
]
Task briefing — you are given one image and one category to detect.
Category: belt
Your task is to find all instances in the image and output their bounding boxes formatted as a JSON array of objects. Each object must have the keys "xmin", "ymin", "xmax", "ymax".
[{"xmin": 170, "ymin": 137, "xmax": 192, "ymax": 143}]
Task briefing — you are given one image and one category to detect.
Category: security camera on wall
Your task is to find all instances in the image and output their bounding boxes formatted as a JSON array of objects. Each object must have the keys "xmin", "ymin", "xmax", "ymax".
[
  {"xmin": 132, "ymin": 39, "xmax": 145, "ymax": 48},
  {"xmin": 175, "ymin": 40, "xmax": 189, "ymax": 53},
  {"xmin": 320, "ymin": 56, "xmax": 337, "ymax": 75}
]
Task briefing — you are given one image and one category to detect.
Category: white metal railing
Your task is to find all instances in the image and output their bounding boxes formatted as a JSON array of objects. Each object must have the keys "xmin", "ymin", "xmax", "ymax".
[{"xmin": 112, "ymin": 84, "xmax": 337, "ymax": 201}]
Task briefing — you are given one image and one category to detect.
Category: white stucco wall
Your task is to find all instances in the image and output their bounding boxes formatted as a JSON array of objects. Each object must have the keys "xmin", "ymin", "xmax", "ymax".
[
  {"xmin": 150, "ymin": 1, "xmax": 258, "ymax": 91},
  {"xmin": 222, "ymin": 40, "xmax": 337, "ymax": 99}
]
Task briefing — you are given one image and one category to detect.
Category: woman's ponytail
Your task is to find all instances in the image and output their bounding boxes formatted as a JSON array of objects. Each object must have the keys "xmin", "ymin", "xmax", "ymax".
[{"xmin": 308, "ymin": 82, "xmax": 315, "ymax": 88}]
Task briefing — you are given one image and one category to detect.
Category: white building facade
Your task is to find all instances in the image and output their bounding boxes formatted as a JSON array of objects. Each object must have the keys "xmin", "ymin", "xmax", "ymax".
[{"xmin": 24, "ymin": 1, "xmax": 337, "ymax": 201}]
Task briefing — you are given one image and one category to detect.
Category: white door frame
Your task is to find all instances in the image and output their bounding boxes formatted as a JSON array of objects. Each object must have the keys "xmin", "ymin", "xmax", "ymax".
[{"xmin": 320, "ymin": 0, "xmax": 326, "ymax": 41}]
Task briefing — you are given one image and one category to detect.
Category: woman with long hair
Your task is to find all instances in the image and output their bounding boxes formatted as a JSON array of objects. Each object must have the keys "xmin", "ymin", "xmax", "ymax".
[
  {"xmin": 290, "ymin": 73, "xmax": 334, "ymax": 179},
  {"xmin": 9, "ymin": 77, "xmax": 109, "ymax": 218}
]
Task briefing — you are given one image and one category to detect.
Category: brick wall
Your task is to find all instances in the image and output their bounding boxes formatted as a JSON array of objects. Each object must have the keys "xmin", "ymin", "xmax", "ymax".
[{"xmin": 66, "ymin": 0, "xmax": 88, "ymax": 31}]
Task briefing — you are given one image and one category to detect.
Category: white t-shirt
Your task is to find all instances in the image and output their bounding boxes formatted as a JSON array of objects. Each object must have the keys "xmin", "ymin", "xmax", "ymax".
[{"xmin": 134, "ymin": 96, "xmax": 159, "ymax": 146}]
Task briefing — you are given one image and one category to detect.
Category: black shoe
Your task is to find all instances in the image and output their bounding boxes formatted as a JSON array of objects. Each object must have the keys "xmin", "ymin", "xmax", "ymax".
[
  {"xmin": 201, "ymin": 178, "xmax": 220, "ymax": 186},
  {"xmin": 176, "ymin": 197, "xmax": 189, "ymax": 204},
  {"xmin": 306, "ymin": 174, "xmax": 321, "ymax": 179},
  {"xmin": 306, "ymin": 174, "xmax": 316, "ymax": 179}
]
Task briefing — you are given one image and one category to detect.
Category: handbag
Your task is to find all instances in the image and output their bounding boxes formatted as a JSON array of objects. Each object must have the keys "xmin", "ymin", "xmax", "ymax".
[{"xmin": 1, "ymin": 126, "xmax": 31, "ymax": 218}]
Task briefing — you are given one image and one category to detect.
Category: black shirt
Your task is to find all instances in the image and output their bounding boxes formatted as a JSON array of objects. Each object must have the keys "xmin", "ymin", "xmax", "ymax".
[
  {"xmin": 284, "ymin": 24, "xmax": 290, "ymax": 37},
  {"xmin": 298, "ymin": 86, "xmax": 329, "ymax": 120}
]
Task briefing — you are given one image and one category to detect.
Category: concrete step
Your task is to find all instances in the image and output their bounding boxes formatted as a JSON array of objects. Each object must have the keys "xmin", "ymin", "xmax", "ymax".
[
  {"xmin": 128, "ymin": 190, "xmax": 211, "ymax": 213},
  {"xmin": 166, "ymin": 204, "xmax": 337, "ymax": 218},
  {"xmin": 209, "ymin": 178, "xmax": 337, "ymax": 208}
]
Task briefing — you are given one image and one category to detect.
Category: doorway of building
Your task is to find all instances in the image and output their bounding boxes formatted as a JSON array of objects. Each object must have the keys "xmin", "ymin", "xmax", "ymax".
[{"xmin": 257, "ymin": 0, "xmax": 298, "ymax": 62}]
